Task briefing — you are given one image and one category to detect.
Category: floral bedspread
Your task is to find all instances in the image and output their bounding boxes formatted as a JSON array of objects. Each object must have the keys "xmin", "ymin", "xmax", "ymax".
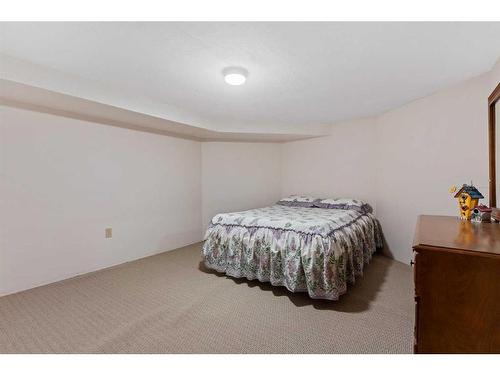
[{"xmin": 202, "ymin": 205, "xmax": 382, "ymax": 300}]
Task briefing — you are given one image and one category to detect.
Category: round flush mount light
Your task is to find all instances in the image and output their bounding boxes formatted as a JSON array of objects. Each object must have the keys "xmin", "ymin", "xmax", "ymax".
[{"xmin": 223, "ymin": 67, "xmax": 248, "ymax": 86}]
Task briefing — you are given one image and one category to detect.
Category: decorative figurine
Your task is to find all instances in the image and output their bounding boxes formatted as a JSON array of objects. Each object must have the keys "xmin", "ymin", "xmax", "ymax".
[
  {"xmin": 452, "ymin": 184, "xmax": 484, "ymax": 220},
  {"xmin": 470, "ymin": 204, "xmax": 492, "ymax": 223}
]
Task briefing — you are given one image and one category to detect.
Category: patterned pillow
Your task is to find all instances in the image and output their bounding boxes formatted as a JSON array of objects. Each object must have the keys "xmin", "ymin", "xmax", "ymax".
[
  {"xmin": 314, "ymin": 198, "xmax": 372, "ymax": 213},
  {"xmin": 276, "ymin": 195, "xmax": 320, "ymax": 208}
]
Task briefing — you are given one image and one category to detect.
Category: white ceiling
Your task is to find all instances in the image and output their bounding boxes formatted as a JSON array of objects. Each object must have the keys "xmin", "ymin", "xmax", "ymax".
[{"xmin": 1, "ymin": 22, "xmax": 500, "ymax": 134}]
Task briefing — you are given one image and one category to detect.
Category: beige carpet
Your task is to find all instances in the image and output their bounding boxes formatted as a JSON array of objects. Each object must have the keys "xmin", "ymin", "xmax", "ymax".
[{"xmin": 0, "ymin": 242, "xmax": 414, "ymax": 353}]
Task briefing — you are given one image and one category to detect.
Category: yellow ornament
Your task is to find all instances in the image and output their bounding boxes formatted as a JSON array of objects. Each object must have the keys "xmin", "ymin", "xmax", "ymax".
[
  {"xmin": 453, "ymin": 184, "xmax": 484, "ymax": 220},
  {"xmin": 449, "ymin": 185, "xmax": 457, "ymax": 193}
]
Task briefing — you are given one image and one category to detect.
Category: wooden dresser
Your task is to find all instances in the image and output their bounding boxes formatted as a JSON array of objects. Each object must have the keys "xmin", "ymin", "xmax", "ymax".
[{"xmin": 412, "ymin": 215, "xmax": 500, "ymax": 353}]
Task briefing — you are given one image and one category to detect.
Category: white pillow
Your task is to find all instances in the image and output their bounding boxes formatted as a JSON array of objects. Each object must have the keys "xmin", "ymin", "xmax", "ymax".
[
  {"xmin": 315, "ymin": 198, "xmax": 372, "ymax": 213},
  {"xmin": 276, "ymin": 195, "xmax": 319, "ymax": 208}
]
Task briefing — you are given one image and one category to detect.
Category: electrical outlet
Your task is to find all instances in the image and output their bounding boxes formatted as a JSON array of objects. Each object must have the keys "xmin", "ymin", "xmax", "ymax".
[{"xmin": 105, "ymin": 228, "xmax": 112, "ymax": 239}]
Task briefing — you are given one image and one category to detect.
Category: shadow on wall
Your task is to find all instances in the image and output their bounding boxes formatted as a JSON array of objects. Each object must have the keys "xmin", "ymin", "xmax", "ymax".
[
  {"xmin": 379, "ymin": 224, "xmax": 396, "ymax": 260},
  {"xmin": 198, "ymin": 252, "xmax": 391, "ymax": 313}
]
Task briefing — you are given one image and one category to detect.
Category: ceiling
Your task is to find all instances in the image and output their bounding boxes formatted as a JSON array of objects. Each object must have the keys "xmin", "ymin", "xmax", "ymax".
[{"xmin": 1, "ymin": 22, "xmax": 500, "ymax": 135}]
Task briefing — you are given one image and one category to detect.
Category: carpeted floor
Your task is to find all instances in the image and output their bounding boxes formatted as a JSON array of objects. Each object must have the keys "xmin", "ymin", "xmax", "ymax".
[{"xmin": 0, "ymin": 242, "xmax": 414, "ymax": 353}]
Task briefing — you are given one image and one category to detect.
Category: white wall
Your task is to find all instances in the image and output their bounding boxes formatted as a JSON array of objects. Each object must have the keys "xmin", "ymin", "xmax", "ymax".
[
  {"xmin": 375, "ymin": 62, "xmax": 500, "ymax": 262},
  {"xmin": 281, "ymin": 61, "xmax": 500, "ymax": 264},
  {"xmin": 201, "ymin": 142, "xmax": 282, "ymax": 231},
  {"xmin": 281, "ymin": 117, "xmax": 377, "ymax": 208},
  {"xmin": 0, "ymin": 105, "xmax": 202, "ymax": 296}
]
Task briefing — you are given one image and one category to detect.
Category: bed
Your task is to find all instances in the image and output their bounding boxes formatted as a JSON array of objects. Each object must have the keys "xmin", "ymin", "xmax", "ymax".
[{"xmin": 202, "ymin": 196, "xmax": 382, "ymax": 300}]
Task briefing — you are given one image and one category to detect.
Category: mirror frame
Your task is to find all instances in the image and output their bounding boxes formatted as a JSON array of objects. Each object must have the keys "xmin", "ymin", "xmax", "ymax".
[{"xmin": 488, "ymin": 82, "xmax": 500, "ymax": 207}]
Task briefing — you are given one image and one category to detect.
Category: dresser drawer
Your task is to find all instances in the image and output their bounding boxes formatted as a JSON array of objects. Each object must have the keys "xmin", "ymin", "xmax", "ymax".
[
  {"xmin": 412, "ymin": 215, "xmax": 500, "ymax": 353},
  {"xmin": 413, "ymin": 247, "xmax": 500, "ymax": 353}
]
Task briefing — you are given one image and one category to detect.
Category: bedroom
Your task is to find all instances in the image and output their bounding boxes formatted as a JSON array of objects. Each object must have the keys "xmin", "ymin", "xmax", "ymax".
[{"xmin": 1, "ymin": 1, "xmax": 500, "ymax": 373}]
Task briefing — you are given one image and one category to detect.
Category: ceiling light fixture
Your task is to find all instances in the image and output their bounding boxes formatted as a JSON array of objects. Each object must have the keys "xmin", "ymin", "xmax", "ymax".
[{"xmin": 223, "ymin": 67, "xmax": 248, "ymax": 86}]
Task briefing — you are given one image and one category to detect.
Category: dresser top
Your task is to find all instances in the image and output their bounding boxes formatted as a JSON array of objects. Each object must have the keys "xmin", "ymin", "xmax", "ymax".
[{"xmin": 413, "ymin": 215, "xmax": 500, "ymax": 256}]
